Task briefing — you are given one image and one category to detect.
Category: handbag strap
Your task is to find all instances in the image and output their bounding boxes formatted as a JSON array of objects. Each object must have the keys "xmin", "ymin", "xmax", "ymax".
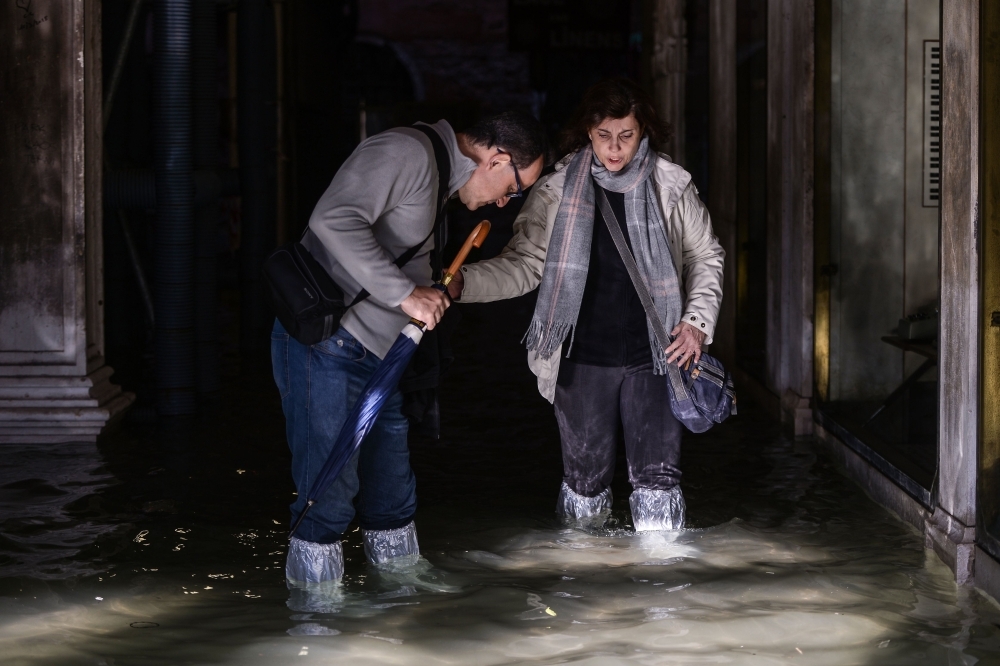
[
  {"xmin": 595, "ymin": 188, "xmax": 673, "ymax": 350},
  {"xmin": 349, "ymin": 123, "xmax": 451, "ymax": 306},
  {"xmin": 596, "ymin": 189, "xmax": 691, "ymax": 394}
]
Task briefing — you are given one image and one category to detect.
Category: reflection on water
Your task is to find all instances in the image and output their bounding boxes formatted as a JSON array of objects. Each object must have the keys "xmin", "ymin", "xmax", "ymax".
[
  {"xmin": 0, "ymin": 443, "xmax": 117, "ymax": 580},
  {"xmin": 1, "ymin": 511, "xmax": 999, "ymax": 664},
  {"xmin": 1, "ymin": 300, "xmax": 999, "ymax": 664}
]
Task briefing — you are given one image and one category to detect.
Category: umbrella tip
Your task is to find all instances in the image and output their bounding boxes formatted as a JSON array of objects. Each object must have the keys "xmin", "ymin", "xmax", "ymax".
[{"xmin": 288, "ymin": 500, "xmax": 315, "ymax": 540}]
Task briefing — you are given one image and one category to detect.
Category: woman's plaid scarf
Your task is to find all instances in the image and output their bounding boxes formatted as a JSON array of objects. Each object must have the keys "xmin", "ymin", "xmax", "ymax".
[{"xmin": 524, "ymin": 137, "xmax": 683, "ymax": 375}]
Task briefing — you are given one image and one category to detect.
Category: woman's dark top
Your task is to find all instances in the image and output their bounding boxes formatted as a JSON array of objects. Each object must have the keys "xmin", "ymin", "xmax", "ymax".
[{"xmin": 567, "ymin": 187, "xmax": 653, "ymax": 367}]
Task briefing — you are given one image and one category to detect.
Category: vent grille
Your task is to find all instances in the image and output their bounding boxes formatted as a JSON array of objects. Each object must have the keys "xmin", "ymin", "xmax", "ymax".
[{"xmin": 923, "ymin": 40, "xmax": 941, "ymax": 207}]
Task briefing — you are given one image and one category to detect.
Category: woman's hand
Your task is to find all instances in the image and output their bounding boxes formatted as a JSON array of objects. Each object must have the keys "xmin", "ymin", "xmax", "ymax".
[
  {"xmin": 665, "ymin": 322, "xmax": 707, "ymax": 367},
  {"xmin": 446, "ymin": 270, "xmax": 465, "ymax": 300}
]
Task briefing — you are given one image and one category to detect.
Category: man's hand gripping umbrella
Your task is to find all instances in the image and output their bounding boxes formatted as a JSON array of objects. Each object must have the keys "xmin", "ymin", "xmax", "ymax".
[{"xmin": 288, "ymin": 222, "xmax": 491, "ymax": 539}]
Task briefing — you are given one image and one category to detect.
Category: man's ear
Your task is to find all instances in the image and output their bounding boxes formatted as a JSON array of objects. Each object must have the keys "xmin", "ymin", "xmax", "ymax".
[{"xmin": 491, "ymin": 152, "xmax": 511, "ymax": 170}]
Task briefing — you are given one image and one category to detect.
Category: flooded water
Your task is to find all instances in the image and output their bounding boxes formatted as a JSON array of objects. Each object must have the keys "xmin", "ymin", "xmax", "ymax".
[{"xmin": 3, "ymin": 298, "xmax": 1000, "ymax": 665}]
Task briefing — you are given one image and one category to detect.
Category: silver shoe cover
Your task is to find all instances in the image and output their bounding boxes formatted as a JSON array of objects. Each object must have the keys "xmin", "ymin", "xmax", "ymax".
[
  {"xmin": 556, "ymin": 482, "xmax": 613, "ymax": 527},
  {"xmin": 630, "ymin": 486, "xmax": 686, "ymax": 531},
  {"xmin": 362, "ymin": 521, "xmax": 420, "ymax": 565},
  {"xmin": 286, "ymin": 537, "xmax": 344, "ymax": 585}
]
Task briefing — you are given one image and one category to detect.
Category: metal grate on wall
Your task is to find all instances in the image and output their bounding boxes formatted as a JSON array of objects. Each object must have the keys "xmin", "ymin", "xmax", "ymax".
[{"xmin": 923, "ymin": 40, "xmax": 940, "ymax": 207}]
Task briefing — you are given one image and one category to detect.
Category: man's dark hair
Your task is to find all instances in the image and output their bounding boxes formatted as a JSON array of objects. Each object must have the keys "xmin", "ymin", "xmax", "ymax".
[
  {"xmin": 462, "ymin": 111, "xmax": 549, "ymax": 170},
  {"xmin": 560, "ymin": 78, "xmax": 672, "ymax": 155}
]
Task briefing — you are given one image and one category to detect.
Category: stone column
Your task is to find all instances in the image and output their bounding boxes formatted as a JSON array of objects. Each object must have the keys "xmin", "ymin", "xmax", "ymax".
[
  {"xmin": 929, "ymin": 0, "xmax": 980, "ymax": 585},
  {"xmin": 766, "ymin": 0, "xmax": 815, "ymax": 435},
  {"xmin": 650, "ymin": 0, "xmax": 686, "ymax": 165},
  {"xmin": 0, "ymin": 1, "xmax": 133, "ymax": 443},
  {"xmin": 708, "ymin": 0, "xmax": 736, "ymax": 366}
]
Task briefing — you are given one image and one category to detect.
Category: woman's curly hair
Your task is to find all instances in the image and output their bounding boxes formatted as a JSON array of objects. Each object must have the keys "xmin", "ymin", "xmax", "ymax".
[{"xmin": 560, "ymin": 78, "xmax": 672, "ymax": 156}]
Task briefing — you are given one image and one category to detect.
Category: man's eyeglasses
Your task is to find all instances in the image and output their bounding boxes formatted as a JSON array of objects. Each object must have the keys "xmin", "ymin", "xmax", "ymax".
[{"xmin": 496, "ymin": 148, "xmax": 524, "ymax": 199}]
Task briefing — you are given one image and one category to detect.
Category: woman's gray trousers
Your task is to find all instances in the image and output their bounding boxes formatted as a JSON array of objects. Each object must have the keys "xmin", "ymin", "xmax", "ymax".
[{"xmin": 554, "ymin": 359, "xmax": 685, "ymax": 530}]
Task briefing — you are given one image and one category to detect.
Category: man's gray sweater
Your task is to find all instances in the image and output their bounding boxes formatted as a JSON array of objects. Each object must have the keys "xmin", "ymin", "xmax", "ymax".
[{"xmin": 301, "ymin": 121, "xmax": 476, "ymax": 358}]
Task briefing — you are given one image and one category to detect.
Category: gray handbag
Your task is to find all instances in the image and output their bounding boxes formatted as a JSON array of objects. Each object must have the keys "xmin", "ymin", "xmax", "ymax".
[{"xmin": 596, "ymin": 190, "xmax": 736, "ymax": 433}]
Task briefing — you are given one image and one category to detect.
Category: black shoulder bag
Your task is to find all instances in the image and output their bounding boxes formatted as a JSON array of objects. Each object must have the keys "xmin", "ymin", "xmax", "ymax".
[{"xmin": 262, "ymin": 125, "xmax": 451, "ymax": 346}]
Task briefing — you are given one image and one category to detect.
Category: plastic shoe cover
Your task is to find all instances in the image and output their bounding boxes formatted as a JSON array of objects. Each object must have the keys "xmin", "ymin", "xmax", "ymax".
[
  {"xmin": 630, "ymin": 486, "xmax": 685, "ymax": 531},
  {"xmin": 363, "ymin": 521, "xmax": 419, "ymax": 565},
  {"xmin": 286, "ymin": 537, "xmax": 344, "ymax": 585},
  {"xmin": 556, "ymin": 482, "xmax": 613, "ymax": 527}
]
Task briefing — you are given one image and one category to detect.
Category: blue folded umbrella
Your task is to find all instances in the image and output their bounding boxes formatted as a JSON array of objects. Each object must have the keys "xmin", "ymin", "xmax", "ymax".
[{"xmin": 288, "ymin": 317, "xmax": 429, "ymax": 539}]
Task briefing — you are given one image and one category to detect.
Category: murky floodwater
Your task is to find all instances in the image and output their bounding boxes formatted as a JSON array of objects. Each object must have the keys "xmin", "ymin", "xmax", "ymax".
[{"xmin": 2, "ymin": 299, "xmax": 1000, "ymax": 665}]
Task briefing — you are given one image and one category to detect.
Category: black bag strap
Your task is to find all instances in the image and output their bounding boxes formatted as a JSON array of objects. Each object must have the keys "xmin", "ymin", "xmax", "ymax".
[
  {"xmin": 349, "ymin": 123, "xmax": 452, "ymax": 306},
  {"xmin": 411, "ymin": 124, "xmax": 451, "ymax": 280},
  {"xmin": 596, "ymin": 188, "xmax": 689, "ymax": 391}
]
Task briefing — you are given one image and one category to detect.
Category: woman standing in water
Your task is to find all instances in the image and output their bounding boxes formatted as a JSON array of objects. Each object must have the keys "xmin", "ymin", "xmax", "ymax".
[{"xmin": 449, "ymin": 79, "xmax": 724, "ymax": 530}]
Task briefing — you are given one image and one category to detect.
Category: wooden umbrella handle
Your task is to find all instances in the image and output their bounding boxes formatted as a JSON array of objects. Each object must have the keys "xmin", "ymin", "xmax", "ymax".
[
  {"xmin": 408, "ymin": 221, "xmax": 491, "ymax": 329},
  {"xmin": 440, "ymin": 221, "xmax": 490, "ymax": 286}
]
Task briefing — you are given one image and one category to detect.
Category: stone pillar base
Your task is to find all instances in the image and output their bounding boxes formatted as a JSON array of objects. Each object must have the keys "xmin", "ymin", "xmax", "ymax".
[
  {"xmin": 925, "ymin": 507, "xmax": 976, "ymax": 585},
  {"xmin": 782, "ymin": 389, "xmax": 813, "ymax": 437},
  {"xmin": 0, "ymin": 366, "xmax": 135, "ymax": 443}
]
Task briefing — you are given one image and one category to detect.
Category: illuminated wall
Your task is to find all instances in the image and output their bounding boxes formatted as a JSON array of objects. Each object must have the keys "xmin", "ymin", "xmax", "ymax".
[{"xmin": 828, "ymin": 0, "xmax": 940, "ymax": 400}]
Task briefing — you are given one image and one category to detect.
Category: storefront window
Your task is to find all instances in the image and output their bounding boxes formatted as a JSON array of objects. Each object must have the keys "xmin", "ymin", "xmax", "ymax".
[{"xmin": 817, "ymin": 0, "xmax": 940, "ymax": 504}]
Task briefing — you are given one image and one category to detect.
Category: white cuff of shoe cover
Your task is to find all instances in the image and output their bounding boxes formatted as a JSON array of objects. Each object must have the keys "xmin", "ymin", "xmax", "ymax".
[
  {"xmin": 557, "ymin": 482, "xmax": 613, "ymax": 525},
  {"xmin": 630, "ymin": 486, "xmax": 685, "ymax": 531},
  {"xmin": 363, "ymin": 521, "xmax": 420, "ymax": 564},
  {"xmin": 286, "ymin": 537, "xmax": 344, "ymax": 584}
]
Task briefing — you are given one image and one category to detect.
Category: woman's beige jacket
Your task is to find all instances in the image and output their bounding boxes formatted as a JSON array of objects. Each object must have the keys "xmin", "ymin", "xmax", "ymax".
[{"xmin": 460, "ymin": 152, "xmax": 725, "ymax": 403}]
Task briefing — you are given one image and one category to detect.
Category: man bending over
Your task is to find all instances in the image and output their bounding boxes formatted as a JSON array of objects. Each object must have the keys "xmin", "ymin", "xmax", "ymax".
[{"xmin": 272, "ymin": 112, "xmax": 547, "ymax": 588}]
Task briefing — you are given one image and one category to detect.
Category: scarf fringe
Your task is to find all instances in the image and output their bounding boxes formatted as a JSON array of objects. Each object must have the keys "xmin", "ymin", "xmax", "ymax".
[
  {"xmin": 524, "ymin": 318, "xmax": 574, "ymax": 360},
  {"xmin": 652, "ymin": 348, "xmax": 668, "ymax": 376},
  {"xmin": 650, "ymin": 330, "xmax": 669, "ymax": 376}
]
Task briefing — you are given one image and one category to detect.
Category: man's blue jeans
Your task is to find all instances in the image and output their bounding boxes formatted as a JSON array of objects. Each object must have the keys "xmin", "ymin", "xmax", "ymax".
[{"xmin": 271, "ymin": 320, "xmax": 416, "ymax": 544}]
